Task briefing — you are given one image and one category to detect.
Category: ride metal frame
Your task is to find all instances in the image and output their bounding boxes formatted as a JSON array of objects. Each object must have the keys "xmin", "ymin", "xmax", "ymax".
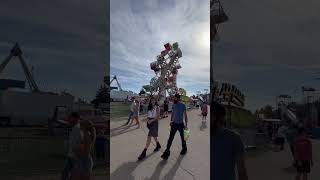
[
  {"xmin": 149, "ymin": 42, "xmax": 183, "ymax": 101},
  {"xmin": 0, "ymin": 43, "xmax": 40, "ymax": 92}
]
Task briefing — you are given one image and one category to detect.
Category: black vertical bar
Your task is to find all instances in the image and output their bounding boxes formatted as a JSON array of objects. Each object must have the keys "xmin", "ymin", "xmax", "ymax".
[{"xmin": 106, "ymin": 0, "xmax": 110, "ymax": 179}]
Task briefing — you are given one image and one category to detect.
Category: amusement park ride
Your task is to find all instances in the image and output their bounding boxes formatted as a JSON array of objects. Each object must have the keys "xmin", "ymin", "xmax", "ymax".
[
  {"xmin": 211, "ymin": 0, "xmax": 229, "ymax": 42},
  {"xmin": 0, "ymin": 43, "xmax": 40, "ymax": 92},
  {"xmin": 212, "ymin": 81, "xmax": 245, "ymax": 107},
  {"xmin": 149, "ymin": 42, "xmax": 184, "ymax": 101},
  {"xmin": 211, "ymin": 0, "xmax": 230, "ymax": 103}
]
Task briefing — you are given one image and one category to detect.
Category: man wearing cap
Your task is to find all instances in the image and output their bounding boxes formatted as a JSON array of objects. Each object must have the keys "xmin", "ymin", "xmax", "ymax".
[{"xmin": 161, "ymin": 94, "xmax": 188, "ymax": 159}]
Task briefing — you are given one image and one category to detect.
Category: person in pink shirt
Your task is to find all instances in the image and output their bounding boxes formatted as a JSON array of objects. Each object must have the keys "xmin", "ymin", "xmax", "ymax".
[
  {"xmin": 294, "ymin": 128, "xmax": 313, "ymax": 180},
  {"xmin": 201, "ymin": 102, "xmax": 208, "ymax": 122}
]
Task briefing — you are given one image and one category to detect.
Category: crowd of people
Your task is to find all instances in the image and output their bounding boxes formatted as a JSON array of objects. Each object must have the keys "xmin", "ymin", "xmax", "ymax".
[
  {"xmin": 61, "ymin": 113, "xmax": 96, "ymax": 180},
  {"xmin": 212, "ymin": 102, "xmax": 314, "ymax": 180},
  {"xmin": 268, "ymin": 122, "xmax": 313, "ymax": 180}
]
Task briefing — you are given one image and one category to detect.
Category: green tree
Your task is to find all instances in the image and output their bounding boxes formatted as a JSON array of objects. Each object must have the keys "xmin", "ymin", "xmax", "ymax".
[
  {"xmin": 91, "ymin": 85, "xmax": 109, "ymax": 106},
  {"xmin": 262, "ymin": 105, "xmax": 273, "ymax": 118}
]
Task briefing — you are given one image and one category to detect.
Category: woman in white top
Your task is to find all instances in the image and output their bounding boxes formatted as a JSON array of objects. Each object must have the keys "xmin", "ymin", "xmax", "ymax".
[{"xmin": 138, "ymin": 97, "xmax": 161, "ymax": 160}]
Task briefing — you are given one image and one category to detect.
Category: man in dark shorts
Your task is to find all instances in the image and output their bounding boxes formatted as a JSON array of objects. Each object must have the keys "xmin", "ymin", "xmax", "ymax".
[
  {"xmin": 211, "ymin": 102, "xmax": 248, "ymax": 180},
  {"xmin": 294, "ymin": 128, "xmax": 313, "ymax": 180},
  {"xmin": 161, "ymin": 94, "xmax": 188, "ymax": 160}
]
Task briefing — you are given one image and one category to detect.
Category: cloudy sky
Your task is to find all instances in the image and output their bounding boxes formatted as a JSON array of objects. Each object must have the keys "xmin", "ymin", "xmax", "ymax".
[
  {"xmin": 110, "ymin": 0, "xmax": 210, "ymax": 96},
  {"xmin": 213, "ymin": 0, "xmax": 320, "ymax": 111},
  {"xmin": 0, "ymin": 0, "xmax": 108, "ymax": 101}
]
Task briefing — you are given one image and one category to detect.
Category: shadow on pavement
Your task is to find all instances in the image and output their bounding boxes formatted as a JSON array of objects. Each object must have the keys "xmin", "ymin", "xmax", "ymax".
[
  {"xmin": 110, "ymin": 152, "xmax": 157, "ymax": 180},
  {"xmin": 162, "ymin": 156, "xmax": 185, "ymax": 180},
  {"xmin": 111, "ymin": 125, "xmax": 140, "ymax": 137},
  {"xmin": 144, "ymin": 160, "xmax": 168, "ymax": 180},
  {"xmin": 200, "ymin": 122, "xmax": 207, "ymax": 131},
  {"xmin": 111, "ymin": 124, "xmax": 128, "ymax": 131},
  {"xmin": 283, "ymin": 166, "xmax": 296, "ymax": 174}
]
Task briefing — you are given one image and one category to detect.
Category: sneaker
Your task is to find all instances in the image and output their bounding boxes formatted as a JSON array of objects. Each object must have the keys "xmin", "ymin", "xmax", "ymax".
[
  {"xmin": 180, "ymin": 148, "xmax": 187, "ymax": 155},
  {"xmin": 154, "ymin": 142, "xmax": 161, "ymax": 152},
  {"xmin": 161, "ymin": 150, "xmax": 170, "ymax": 160}
]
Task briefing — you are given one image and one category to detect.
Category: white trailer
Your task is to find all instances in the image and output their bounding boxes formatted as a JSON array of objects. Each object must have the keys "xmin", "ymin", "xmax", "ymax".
[
  {"xmin": 110, "ymin": 90, "xmax": 137, "ymax": 102},
  {"xmin": 0, "ymin": 90, "xmax": 74, "ymax": 126}
]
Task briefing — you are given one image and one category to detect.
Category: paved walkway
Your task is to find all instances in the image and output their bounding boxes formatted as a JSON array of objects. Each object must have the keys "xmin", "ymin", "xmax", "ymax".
[
  {"xmin": 246, "ymin": 139, "xmax": 320, "ymax": 180},
  {"xmin": 110, "ymin": 108, "xmax": 210, "ymax": 180}
]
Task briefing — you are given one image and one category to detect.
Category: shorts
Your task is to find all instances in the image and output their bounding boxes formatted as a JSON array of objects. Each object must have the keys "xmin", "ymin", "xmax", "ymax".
[
  {"xmin": 296, "ymin": 160, "xmax": 311, "ymax": 173},
  {"xmin": 132, "ymin": 112, "xmax": 139, "ymax": 118},
  {"xmin": 202, "ymin": 112, "xmax": 207, "ymax": 116},
  {"xmin": 147, "ymin": 119, "xmax": 158, "ymax": 137}
]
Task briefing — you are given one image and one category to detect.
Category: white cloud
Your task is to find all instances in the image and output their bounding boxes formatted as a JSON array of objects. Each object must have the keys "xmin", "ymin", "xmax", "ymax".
[{"xmin": 111, "ymin": 0, "xmax": 210, "ymax": 93}]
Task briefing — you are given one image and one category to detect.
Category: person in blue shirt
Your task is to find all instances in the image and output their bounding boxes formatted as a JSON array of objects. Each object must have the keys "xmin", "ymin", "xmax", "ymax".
[
  {"xmin": 161, "ymin": 94, "xmax": 188, "ymax": 160},
  {"xmin": 211, "ymin": 101, "xmax": 248, "ymax": 180}
]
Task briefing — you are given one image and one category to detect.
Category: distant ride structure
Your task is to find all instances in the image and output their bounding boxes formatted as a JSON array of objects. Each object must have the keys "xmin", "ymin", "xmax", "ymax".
[{"xmin": 149, "ymin": 42, "xmax": 183, "ymax": 101}]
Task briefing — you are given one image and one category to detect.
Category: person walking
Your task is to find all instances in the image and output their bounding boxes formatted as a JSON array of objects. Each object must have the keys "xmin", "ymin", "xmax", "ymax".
[
  {"xmin": 72, "ymin": 120, "xmax": 96, "ymax": 180},
  {"xmin": 267, "ymin": 123, "xmax": 273, "ymax": 141},
  {"xmin": 129, "ymin": 99, "xmax": 141, "ymax": 128},
  {"xmin": 138, "ymin": 98, "xmax": 161, "ymax": 160},
  {"xmin": 211, "ymin": 101, "xmax": 248, "ymax": 180},
  {"xmin": 163, "ymin": 100, "xmax": 169, "ymax": 118},
  {"xmin": 61, "ymin": 112, "xmax": 82, "ymax": 180},
  {"xmin": 277, "ymin": 124, "xmax": 287, "ymax": 151},
  {"xmin": 201, "ymin": 102, "xmax": 208, "ymax": 122},
  {"xmin": 294, "ymin": 128, "xmax": 313, "ymax": 180},
  {"xmin": 287, "ymin": 124, "xmax": 299, "ymax": 164},
  {"xmin": 161, "ymin": 94, "xmax": 188, "ymax": 160},
  {"xmin": 126, "ymin": 97, "xmax": 136, "ymax": 125}
]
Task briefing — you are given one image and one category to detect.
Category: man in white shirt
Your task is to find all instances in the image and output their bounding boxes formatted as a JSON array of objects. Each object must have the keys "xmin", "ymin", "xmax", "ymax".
[{"xmin": 61, "ymin": 112, "xmax": 82, "ymax": 180}]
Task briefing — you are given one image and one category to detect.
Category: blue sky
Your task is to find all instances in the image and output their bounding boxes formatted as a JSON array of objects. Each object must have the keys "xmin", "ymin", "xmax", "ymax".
[
  {"xmin": 213, "ymin": 0, "xmax": 320, "ymax": 111},
  {"xmin": 110, "ymin": 0, "xmax": 210, "ymax": 96},
  {"xmin": 0, "ymin": 0, "xmax": 108, "ymax": 101}
]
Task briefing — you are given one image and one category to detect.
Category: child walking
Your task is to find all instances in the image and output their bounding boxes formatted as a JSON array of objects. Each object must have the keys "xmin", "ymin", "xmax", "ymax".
[{"xmin": 294, "ymin": 128, "xmax": 313, "ymax": 180}]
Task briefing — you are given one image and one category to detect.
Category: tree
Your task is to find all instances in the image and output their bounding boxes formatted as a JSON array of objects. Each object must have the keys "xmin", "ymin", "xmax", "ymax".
[
  {"xmin": 140, "ymin": 85, "xmax": 152, "ymax": 95},
  {"xmin": 91, "ymin": 85, "xmax": 109, "ymax": 106},
  {"xmin": 139, "ymin": 89, "xmax": 146, "ymax": 95},
  {"xmin": 262, "ymin": 105, "xmax": 273, "ymax": 118}
]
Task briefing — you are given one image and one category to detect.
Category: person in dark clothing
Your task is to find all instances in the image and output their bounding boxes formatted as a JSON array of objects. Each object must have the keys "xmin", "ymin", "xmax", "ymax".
[
  {"xmin": 163, "ymin": 100, "xmax": 169, "ymax": 118},
  {"xmin": 161, "ymin": 94, "xmax": 188, "ymax": 160},
  {"xmin": 294, "ymin": 128, "xmax": 313, "ymax": 180},
  {"xmin": 211, "ymin": 102, "xmax": 248, "ymax": 180},
  {"xmin": 267, "ymin": 123, "xmax": 273, "ymax": 141}
]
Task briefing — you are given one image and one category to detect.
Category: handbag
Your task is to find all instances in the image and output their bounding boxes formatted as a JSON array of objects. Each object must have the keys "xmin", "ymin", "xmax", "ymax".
[
  {"xmin": 147, "ymin": 119, "xmax": 153, "ymax": 129},
  {"xmin": 184, "ymin": 129, "xmax": 190, "ymax": 141}
]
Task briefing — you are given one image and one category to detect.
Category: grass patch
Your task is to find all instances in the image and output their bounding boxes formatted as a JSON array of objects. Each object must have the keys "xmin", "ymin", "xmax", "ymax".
[
  {"xmin": 226, "ymin": 108, "xmax": 256, "ymax": 128},
  {"xmin": 111, "ymin": 102, "xmax": 130, "ymax": 120}
]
